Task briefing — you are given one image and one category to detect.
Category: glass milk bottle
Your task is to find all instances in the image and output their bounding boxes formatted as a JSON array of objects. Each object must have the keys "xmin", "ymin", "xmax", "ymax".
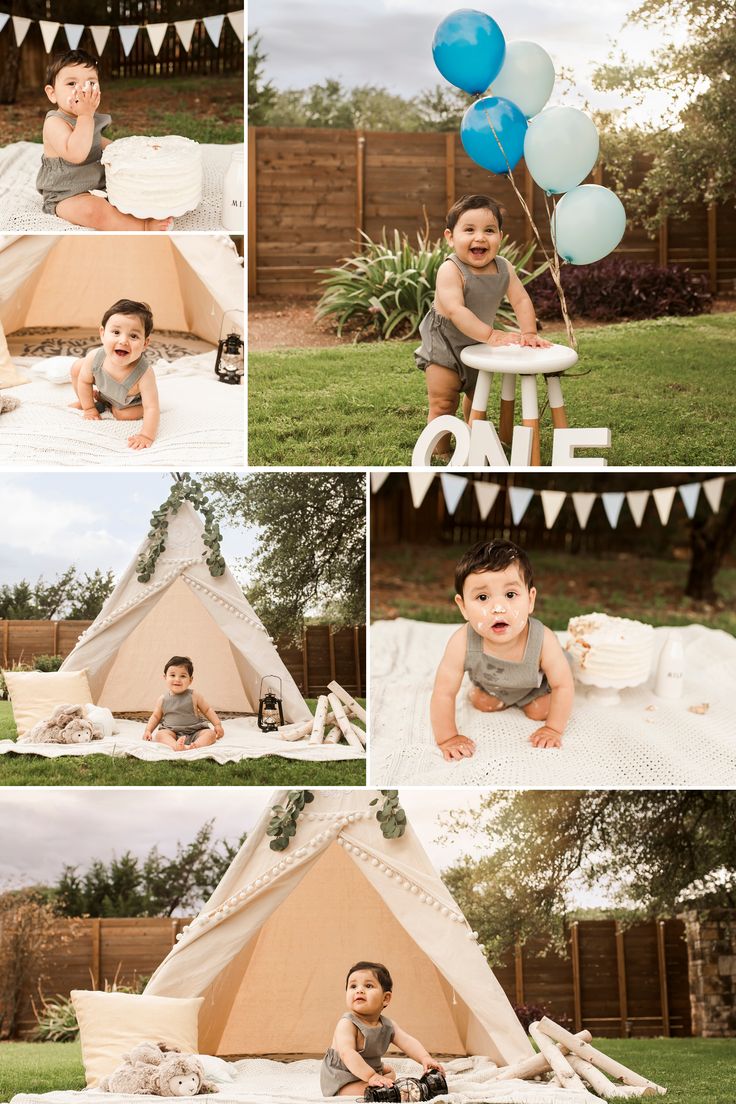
[
  {"xmin": 654, "ymin": 632, "xmax": 685, "ymax": 699},
  {"xmin": 221, "ymin": 147, "xmax": 244, "ymax": 231}
]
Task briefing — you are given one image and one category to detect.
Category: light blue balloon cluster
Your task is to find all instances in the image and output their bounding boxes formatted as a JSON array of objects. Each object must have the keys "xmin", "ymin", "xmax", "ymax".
[{"xmin": 432, "ymin": 8, "xmax": 626, "ymax": 265}]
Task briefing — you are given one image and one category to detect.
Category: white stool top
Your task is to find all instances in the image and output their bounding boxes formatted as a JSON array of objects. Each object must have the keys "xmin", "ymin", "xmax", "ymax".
[{"xmin": 460, "ymin": 341, "xmax": 578, "ymax": 375}]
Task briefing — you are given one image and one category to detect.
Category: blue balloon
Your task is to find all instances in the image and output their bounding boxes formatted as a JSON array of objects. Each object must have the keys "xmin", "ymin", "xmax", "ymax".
[
  {"xmin": 432, "ymin": 9, "xmax": 506, "ymax": 95},
  {"xmin": 524, "ymin": 107, "xmax": 599, "ymax": 194},
  {"xmin": 552, "ymin": 185, "xmax": 627, "ymax": 265},
  {"xmin": 460, "ymin": 96, "xmax": 527, "ymax": 174}
]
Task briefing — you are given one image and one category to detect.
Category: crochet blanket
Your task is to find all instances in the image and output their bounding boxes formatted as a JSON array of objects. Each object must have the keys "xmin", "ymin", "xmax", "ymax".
[
  {"xmin": 6, "ymin": 1056, "xmax": 602, "ymax": 1104},
  {"xmin": 0, "ymin": 716, "xmax": 364, "ymax": 764},
  {"xmin": 0, "ymin": 353, "xmax": 243, "ymax": 467},
  {"xmin": 370, "ymin": 618, "xmax": 736, "ymax": 788},
  {"xmin": 0, "ymin": 142, "xmax": 239, "ymax": 233}
]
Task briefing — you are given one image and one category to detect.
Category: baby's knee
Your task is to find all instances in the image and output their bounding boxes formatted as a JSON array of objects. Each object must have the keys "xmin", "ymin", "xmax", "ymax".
[
  {"xmin": 523, "ymin": 694, "xmax": 551, "ymax": 721},
  {"xmin": 469, "ymin": 685, "xmax": 505, "ymax": 712}
]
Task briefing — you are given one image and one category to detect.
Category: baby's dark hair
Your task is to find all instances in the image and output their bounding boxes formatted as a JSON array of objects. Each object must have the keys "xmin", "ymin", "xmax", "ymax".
[
  {"xmin": 346, "ymin": 961, "xmax": 393, "ymax": 992},
  {"xmin": 455, "ymin": 539, "xmax": 534, "ymax": 596},
  {"xmin": 101, "ymin": 299, "xmax": 154, "ymax": 338},
  {"xmin": 46, "ymin": 49, "xmax": 99, "ymax": 88},
  {"xmin": 446, "ymin": 193, "xmax": 504, "ymax": 232},
  {"xmin": 164, "ymin": 656, "xmax": 194, "ymax": 677}
]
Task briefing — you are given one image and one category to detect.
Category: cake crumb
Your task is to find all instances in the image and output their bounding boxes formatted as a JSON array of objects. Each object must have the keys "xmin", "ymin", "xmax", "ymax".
[{"xmin": 688, "ymin": 702, "xmax": 710, "ymax": 715}]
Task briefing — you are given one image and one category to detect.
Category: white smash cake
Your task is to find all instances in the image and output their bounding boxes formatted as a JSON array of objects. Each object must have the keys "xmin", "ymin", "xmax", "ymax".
[
  {"xmin": 101, "ymin": 135, "xmax": 202, "ymax": 219},
  {"xmin": 565, "ymin": 612, "xmax": 654, "ymax": 689}
]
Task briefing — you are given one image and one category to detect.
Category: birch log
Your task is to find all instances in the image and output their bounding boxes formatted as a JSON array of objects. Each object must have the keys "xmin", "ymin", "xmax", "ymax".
[
  {"xmin": 495, "ymin": 1030, "xmax": 592, "ymax": 1081},
  {"xmin": 567, "ymin": 1056, "xmax": 656, "ymax": 1098},
  {"xmin": 309, "ymin": 695, "xmax": 329, "ymax": 745},
  {"xmin": 327, "ymin": 680, "xmax": 367, "ymax": 724},
  {"xmin": 349, "ymin": 722, "xmax": 367, "ymax": 747},
  {"xmin": 528, "ymin": 1023, "xmax": 587, "ymax": 1093},
  {"xmin": 278, "ymin": 719, "xmax": 313, "ymax": 742},
  {"xmin": 538, "ymin": 1019, "xmax": 667, "ymax": 1094},
  {"xmin": 323, "ymin": 726, "xmax": 341, "ymax": 744},
  {"xmin": 327, "ymin": 693, "xmax": 364, "ymax": 750}
]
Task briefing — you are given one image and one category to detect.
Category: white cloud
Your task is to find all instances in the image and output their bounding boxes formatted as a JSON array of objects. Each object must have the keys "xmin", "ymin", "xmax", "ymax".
[{"xmin": 0, "ymin": 485, "xmax": 128, "ymax": 572}]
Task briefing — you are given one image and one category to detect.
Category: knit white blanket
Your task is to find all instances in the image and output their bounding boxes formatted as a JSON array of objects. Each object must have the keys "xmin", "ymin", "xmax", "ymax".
[
  {"xmin": 0, "ymin": 142, "xmax": 238, "ymax": 232},
  {"xmin": 371, "ymin": 618, "xmax": 736, "ymax": 787}
]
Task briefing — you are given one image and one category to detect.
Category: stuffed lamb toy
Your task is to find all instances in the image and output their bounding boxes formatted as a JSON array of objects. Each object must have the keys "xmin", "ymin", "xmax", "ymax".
[
  {"xmin": 20, "ymin": 703, "xmax": 104, "ymax": 744},
  {"xmin": 98, "ymin": 1042, "xmax": 218, "ymax": 1096}
]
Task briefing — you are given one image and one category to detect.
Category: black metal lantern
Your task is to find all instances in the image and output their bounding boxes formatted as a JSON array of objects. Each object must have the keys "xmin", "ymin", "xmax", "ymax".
[
  {"xmin": 257, "ymin": 676, "xmax": 284, "ymax": 732},
  {"xmin": 215, "ymin": 329, "xmax": 244, "ymax": 385}
]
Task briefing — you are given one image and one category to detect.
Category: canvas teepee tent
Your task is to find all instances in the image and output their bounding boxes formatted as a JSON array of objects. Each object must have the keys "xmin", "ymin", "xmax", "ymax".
[
  {"xmin": 0, "ymin": 232, "xmax": 243, "ymax": 388},
  {"xmin": 145, "ymin": 789, "xmax": 533, "ymax": 1066},
  {"xmin": 61, "ymin": 499, "xmax": 309, "ymax": 721}
]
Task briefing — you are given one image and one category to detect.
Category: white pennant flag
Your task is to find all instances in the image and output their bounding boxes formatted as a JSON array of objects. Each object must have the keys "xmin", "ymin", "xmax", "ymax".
[
  {"xmin": 407, "ymin": 471, "xmax": 435, "ymax": 509},
  {"xmin": 118, "ymin": 25, "xmax": 140, "ymax": 56},
  {"xmin": 440, "ymin": 473, "xmax": 467, "ymax": 515},
  {"xmin": 39, "ymin": 21, "xmax": 60, "ymax": 52},
  {"xmin": 702, "ymin": 476, "xmax": 724, "ymax": 513},
  {"xmin": 652, "ymin": 485, "xmax": 676, "ymax": 525},
  {"xmin": 0, "ymin": 14, "xmax": 9, "ymax": 34},
  {"xmin": 572, "ymin": 492, "xmax": 596, "ymax": 530},
  {"xmin": 602, "ymin": 492, "xmax": 625, "ymax": 529},
  {"xmin": 474, "ymin": 482, "xmax": 500, "ymax": 521},
  {"xmin": 508, "ymin": 486, "xmax": 534, "ymax": 526},
  {"xmin": 626, "ymin": 490, "xmax": 649, "ymax": 528},
  {"xmin": 175, "ymin": 19, "xmax": 197, "ymax": 51},
  {"xmin": 227, "ymin": 10, "xmax": 245, "ymax": 42},
  {"xmin": 540, "ymin": 489, "xmax": 566, "ymax": 529},
  {"xmin": 203, "ymin": 14, "xmax": 225, "ymax": 46},
  {"xmin": 65, "ymin": 24, "xmax": 85, "ymax": 49},
  {"xmin": 678, "ymin": 482, "xmax": 700, "ymax": 519},
  {"xmin": 146, "ymin": 22, "xmax": 169, "ymax": 56},
  {"xmin": 12, "ymin": 16, "xmax": 31, "ymax": 46},
  {"xmin": 90, "ymin": 25, "xmax": 111, "ymax": 55},
  {"xmin": 370, "ymin": 472, "xmax": 389, "ymax": 494}
]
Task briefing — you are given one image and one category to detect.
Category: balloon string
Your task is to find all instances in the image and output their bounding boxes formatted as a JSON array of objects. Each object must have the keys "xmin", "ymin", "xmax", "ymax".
[{"xmin": 481, "ymin": 109, "xmax": 578, "ymax": 352}]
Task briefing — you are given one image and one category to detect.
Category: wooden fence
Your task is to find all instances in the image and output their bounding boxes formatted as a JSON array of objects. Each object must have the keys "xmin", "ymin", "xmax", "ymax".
[
  {"xmin": 0, "ymin": 621, "xmax": 365, "ymax": 698},
  {"xmin": 249, "ymin": 126, "xmax": 736, "ymax": 298},
  {"xmin": 6, "ymin": 916, "xmax": 691, "ymax": 1041}
]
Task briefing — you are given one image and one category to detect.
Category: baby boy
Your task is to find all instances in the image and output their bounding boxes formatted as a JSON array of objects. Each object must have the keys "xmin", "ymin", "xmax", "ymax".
[{"xmin": 431, "ymin": 539, "xmax": 574, "ymax": 759}]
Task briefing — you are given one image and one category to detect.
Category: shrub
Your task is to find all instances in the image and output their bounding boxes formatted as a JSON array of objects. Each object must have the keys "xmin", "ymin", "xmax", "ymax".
[
  {"xmin": 533, "ymin": 257, "xmax": 713, "ymax": 322},
  {"xmin": 33, "ymin": 654, "xmax": 63, "ymax": 673},
  {"xmin": 513, "ymin": 1002, "xmax": 572, "ymax": 1033},
  {"xmin": 315, "ymin": 230, "xmax": 548, "ymax": 341}
]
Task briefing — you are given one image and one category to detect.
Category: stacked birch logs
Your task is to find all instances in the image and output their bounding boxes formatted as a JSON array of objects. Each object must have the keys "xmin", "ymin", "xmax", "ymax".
[
  {"xmin": 496, "ymin": 1019, "xmax": 667, "ymax": 1099},
  {"xmin": 278, "ymin": 681, "xmax": 366, "ymax": 750}
]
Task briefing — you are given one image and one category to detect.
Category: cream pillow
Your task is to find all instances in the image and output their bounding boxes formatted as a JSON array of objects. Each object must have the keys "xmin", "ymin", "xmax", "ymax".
[
  {"xmin": 3, "ymin": 669, "xmax": 93, "ymax": 737},
  {"xmin": 71, "ymin": 990, "xmax": 204, "ymax": 1087},
  {"xmin": 0, "ymin": 326, "xmax": 27, "ymax": 389}
]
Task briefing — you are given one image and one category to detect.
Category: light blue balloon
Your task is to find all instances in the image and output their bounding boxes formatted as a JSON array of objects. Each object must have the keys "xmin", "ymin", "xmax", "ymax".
[
  {"xmin": 491, "ymin": 41, "xmax": 555, "ymax": 118},
  {"xmin": 552, "ymin": 185, "xmax": 627, "ymax": 265},
  {"xmin": 461, "ymin": 95, "xmax": 527, "ymax": 174},
  {"xmin": 432, "ymin": 8, "xmax": 506, "ymax": 95},
  {"xmin": 524, "ymin": 106, "xmax": 599, "ymax": 194}
]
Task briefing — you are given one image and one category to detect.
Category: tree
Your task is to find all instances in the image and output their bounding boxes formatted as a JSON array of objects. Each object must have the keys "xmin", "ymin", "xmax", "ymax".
[
  {"xmin": 440, "ymin": 791, "xmax": 736, "ymax": 962},
  {"xmin": 65, "ymin": 568, "xmax": 117, "ymax": 620},
  {"xmin": 685, "ymin": 485, "xmax": 736, "ymax": 601},
  {"xmin": 593, "ymin": 0, "xmax": 736, "ymax": 231},
  {"xmin": 248, "ymin": 31, "xmax": 277, "ymax": 126},
  {"xmin": 53, "ymin": 822, "xmax": 245, "ymax": 918},
  {"xmin": 0, "ymin": 889, "xmax": 71, "ymax": 1038},
  {"xmin": 0, "ymin": 568, "xmax": 115, "ymax": 620},
  {"xmin": 201, "ymin": 473, "xmax": 366, "ymax": 641}
]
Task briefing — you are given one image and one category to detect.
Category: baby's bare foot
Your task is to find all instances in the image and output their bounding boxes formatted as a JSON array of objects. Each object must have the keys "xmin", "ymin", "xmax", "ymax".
[
  {"xmin": 69, "ymin": 400, "xmax": 82, "ymax": 409},
  {"xmin": 175, "ymin": 735, "xmax": 187, "ymax": 751},
  {"xmin": 144, "ymin": 217, "xmax": 174, "ymax": 232}
]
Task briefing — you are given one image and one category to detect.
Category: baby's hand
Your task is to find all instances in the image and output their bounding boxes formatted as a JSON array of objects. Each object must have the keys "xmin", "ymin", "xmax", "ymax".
[
  {"xmin": 71, "ymin": 82, "xmax": 100, "ymax": 116},
  {"xmin": 83, "ymin": 407, "xmax": 101, "ymax": 420},
  {"xmin": 423, "ymin": 1058, "xmax": 445, "ymax": 1074},
  {"xmin": 530, "ymin": 724, "xmax": 562, "ymax": 749},
  {"xmin": 437, "ymin": 733, "xmax": 476, "ymax": 761},
  {"xmin": 368, "ymin": 1073, "xmax": 394, "ymax": 1088},
  {"xmin": 214, "ymin": 724, "xmax": 224, "ymax": 740},
  {"xmin": 487, "ymin": 330, "xmax": 522, "ymax": 347},
  {"xmin": 128, "ymin": 433, "xmax": 153, "ymax": 450},
  {"xmin": 143, "ymin": 730, "xmax": 153, "ymax": 741},
  {"xmin": 520, "ymin": 332, "xmax": 552, "ymax": 348}
]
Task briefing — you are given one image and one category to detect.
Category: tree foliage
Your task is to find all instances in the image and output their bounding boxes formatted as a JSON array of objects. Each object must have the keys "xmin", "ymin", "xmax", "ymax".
[
  {"xmin": 441, "ymin": 791, "xmax": 736, "ymax": 962},
  {"xmin": 201, "ymin": 474, "xmax": 366, "ymax": 641},
  {"xmin": 0, "ymin": 568, "xmax": 115, "ymax": 620},
  {"xmin": 248, "ymin": 32, "xmax": 277, "ymax": 126},
  {"xmin": 52, "ymin": 822, "xmax": 245, "ymax": 918},
  {"xmin": 0, "ymin": 889, "xmax": 72, "ymax": 1039},
  {"xmin": 594, "ymin": 0, "xmax": 736, "ymax": 230}
]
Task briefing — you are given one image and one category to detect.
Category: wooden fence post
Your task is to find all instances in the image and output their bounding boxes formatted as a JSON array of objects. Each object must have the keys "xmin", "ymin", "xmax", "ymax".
[
  {"xmin": 615, "ymin": 923, "xmax": 629, "ymax": 1037},
  {"xmin": 302, "ymin": 629, "xmax": 310, "ymax": 697},
  {"xmin": 52, "ymin": 621, "xmax": 59, "ymax": 655},
  {"xmin": 327, "ymin": 628, "xmax": 336, "ymax": 686},
  {"xmin": 353, "ymin": 626, "xmax": 362, "ymax": 697},
  {"xmin": 356, "ymin": 130, "xmax": 366, "ymax": 245},
  {"xmin": 91, "ymin": 918, "xmax": 101, "ymax": 990},
  {"xmin": 514, "ymin": 940, "xmax": 524, "ymax": 1004},
  {"xmin": 707, "ymin": 202, "xmax": 718, "ymax": 294},
  {"xmin": 445, "ymin": 133, "xmax": 456, "ymax": 214},
  {"xmin": 2, "ymin": 620, "xmax": 8, "ymax": 667},
  {"xmin": 248, "ymin": 127, "xmax": 257, "ymax": 296},
  {"xmin": 570, "ymin": 921, "xmax": 582, "ymax": 1031},
  {"xmin": 658, "ymin": 214, "xmax": 669, "ymax": 267},
  {"xmin": 656, "ymin": 920, "xmax": 671, "ymax": 1037}
]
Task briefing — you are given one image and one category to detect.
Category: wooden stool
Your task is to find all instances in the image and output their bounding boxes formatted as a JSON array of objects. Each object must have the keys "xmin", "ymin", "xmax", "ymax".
[{"xmin": 460, "ymin": 342, "xmax": 579, "ymax": 465}]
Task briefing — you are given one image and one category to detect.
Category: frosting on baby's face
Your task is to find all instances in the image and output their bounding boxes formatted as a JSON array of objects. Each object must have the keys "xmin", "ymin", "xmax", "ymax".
[
  {"xmin": 456, "ymin": 564, "xmax": 536, "ymax": 647},
  {"xmin": 45, "ymin": 63, "xmax": 100, "ymax": 114}
]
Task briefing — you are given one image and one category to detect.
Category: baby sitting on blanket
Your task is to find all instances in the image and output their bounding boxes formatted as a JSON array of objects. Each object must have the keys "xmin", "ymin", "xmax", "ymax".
[
  {"xmin": 37, "ymin": 48, "xmax": 173, "ymax": 231},
  {"xmin": 143, "ymin": 655, "xmax": 224, "ymax": 752}
]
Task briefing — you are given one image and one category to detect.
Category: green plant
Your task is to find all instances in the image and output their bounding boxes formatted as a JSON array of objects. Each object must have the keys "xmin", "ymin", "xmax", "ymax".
[
  {"xmin": 267, "ymin": 789, "xmax": 315, "ymax": 851},
  {"xmin": 370, "ymin": 790, "xmax": 407, "ymax": 838},
  {"xmin": 33, "ymin": 655, "xmax": 63, "ymax": 673},
  {"xmin": 136, "ymin": 475, "xmax": 225, "ymax": 583},
  {"xmin": 315, "ymin": 230, "xmax": 547, "ymax": 341}
]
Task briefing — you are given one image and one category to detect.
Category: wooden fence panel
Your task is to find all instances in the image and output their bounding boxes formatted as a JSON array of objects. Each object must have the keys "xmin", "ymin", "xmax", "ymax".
[{"xmin": 250, "ymin": 127, "xmax": 736, "ymax": 297}]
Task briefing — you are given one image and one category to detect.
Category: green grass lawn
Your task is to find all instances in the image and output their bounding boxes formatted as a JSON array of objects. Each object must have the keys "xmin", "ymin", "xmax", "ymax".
[
  {"xmin": 0, "ymin": 700, "xmax": 365, "ymax": 787},
  {"xmin": 1, "ymin": 1038, "xmax": 734, "ymax": 1102},
  {"xmin": 248, "ymin": 314, "xmax": 736, "ymax": 467}
]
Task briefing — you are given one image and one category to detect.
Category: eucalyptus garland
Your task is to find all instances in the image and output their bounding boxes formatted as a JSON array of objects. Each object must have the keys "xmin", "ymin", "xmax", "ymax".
[
  {"xmin": 370, "ymin": 790, "xmax": 407, "ymax": 839},
  {"xmin": 266, "ymin": 789, "xmax": 406, "ymax": 851},
  {"xmin": 136, "ymin": 475, "xmax": 226, "ymax": 583}
]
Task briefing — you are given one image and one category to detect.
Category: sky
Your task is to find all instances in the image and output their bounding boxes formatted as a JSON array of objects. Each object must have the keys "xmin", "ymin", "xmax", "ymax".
[
  {"xmin": 249, "ymin": 0, "xmax": 680, "ymax": 125},
  {"xmin": 0, "ymin": 474, "xmax": 259, "ymax": 589}
]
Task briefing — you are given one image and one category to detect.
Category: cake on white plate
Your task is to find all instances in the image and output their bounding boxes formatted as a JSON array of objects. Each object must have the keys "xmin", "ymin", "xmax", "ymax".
[
  {"xmin": 565, "ymin": 612, "xmax": 654, "ymax": 690},
  {"xmin": 101, "ymin": 135, "xmax": 203, "ymax": 219}
]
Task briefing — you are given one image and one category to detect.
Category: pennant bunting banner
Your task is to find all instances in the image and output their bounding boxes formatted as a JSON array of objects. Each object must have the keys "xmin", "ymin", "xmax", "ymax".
[
  {"xmin": 678, "ymin": 482, "xmax": 701, "ymax": 519},
  {"xmin": 12, "ymin": 16, "xmax": 31, "ymax": 46},
  {"xmin": 370, "ymin": 472, "xmax": 390, "ymax": 494},
  {"xmin": 652, "ymin": 485, "xmax": 676, "ymax": 525},
  {"xmin": 626, "ymin": 490, "xmax": 649, "ymax": 528},
  {"xmin": 118, "ymin": 25, "xmax": 140, "ymax": 55},
  {"xmin": 65, "ymin": 24, "xmax": 85, "ymax": 49},
  {"xmin": 440, "ymin": 473, "xmax": 467, "ymax": 515},
  {"xmin": 227, "ymin": 10, "xmax": 245, "ymax": 42},
  {"xmin": 0, "ymin": 14, "xmax": 9, "ymax": 34},
  {"xmin": 602, "ymin": 491, "xmax": 626, "ymax": 529},
  {"xmin": 203, "ymin": 14, "xmax": 225, "ymax": 46},
  {"xmin": 89, "ymin": 25, "xmax": 111, "ymax": 55},
  {"xmin": 3, "ymin": 11, "xmax": 244, "ymax": 56},
  {"xmin": 39, "ymin": 20, "xmax": 60, "ymax": 52},
  {"xmin": 175, "ymin": 19, "xmax": 197, "ymax": 51},
  {"xmin": 474, "ymin": 482, "xmax": 500, "ymax": 521},
  {"xmin": 146, "ymin": 22, "xmax": 169, "ymax": 55},
  {"xmin": 509, "ymin": 486, "xmax": 534, "ymax": 526},
  {"xmin": 572, "ymin": 492, "xmax": 596, "ymax": 530},
  {"xmin": 540, "ymin": 489, "xmax": 566, "ymax": 529},
  {"xmin": 703, "ymin": 476, "xmax": 724, "ymax": 513},
  {"xmin": 407, "ymin": 471, "xmax": 435, "ymax": 510}
]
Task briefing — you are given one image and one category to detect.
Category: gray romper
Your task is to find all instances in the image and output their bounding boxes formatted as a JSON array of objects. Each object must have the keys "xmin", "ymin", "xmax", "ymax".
[
  {"xmin": 320, "ymin": 1013, "xmax": 395, "ymax": 1097},
  {"xmin": 415, "ymin": 253, "xmax": 511, "ymax": 395},
  {"xmin": 465, "ymin": 618, "xmax": 550, "ymax": 708},
  {"xmin": 160, "ymin": 689, "xmax": 211, "ymax": 746},
  {"xmin": 91, "ymin": 347, "xmax": 151, "ymax": 412},
  {"xmin": 36, "ymin": 109, "xmax": 112, "ymax": 215}
]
